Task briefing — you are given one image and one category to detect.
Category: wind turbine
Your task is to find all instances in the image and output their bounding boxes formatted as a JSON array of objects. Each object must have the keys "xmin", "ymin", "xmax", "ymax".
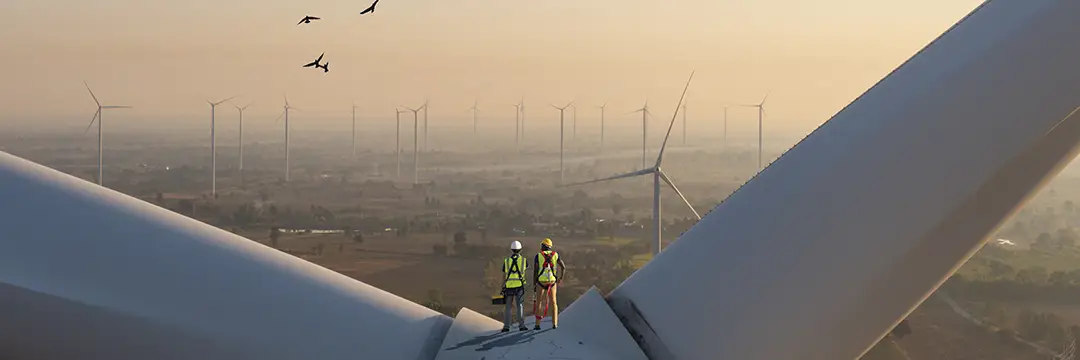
[
  {"xmin": 723, "ymin": 106, "xmax": 729, "ymax": 148},
  {"xmin": 550, "ymin": 101, "xmax": 574, "ymax": 183},
  {"xmin": 682, "ymin": 100, "xmax": 688, "ymax": 146},
  {"xmin": 275, "ymin": 96, "xmax": 298, "ymax": 182},
  {"xmin": 598, "ymin": 103, "xmax": 607, "ymax": 154},
  {"xmin": 564, "ymin": 72, "xmax": 698, "ymax": 255},
  {"xmin": 512, "ymin": 103, "xmax": 521, "ymax": 150},
  {"xmin": 404, "ymin": 105, "xmax": 424, "ymax": 184},
  {"xmin": 351, "ymin": 103, "xmax": 358, "ymax": 157},
  {"xmin": 82, "ymin": 81, "xmax": 132, "ymax": 186},
  {"xmin": 519, "ymin": 97, "xmax": 526, "ymax": 144},
  {"xmin": 571, "ymin": 104, "xmax": 578, "ymax": 141},
  {"xmin": 395, "ymin": 108, "xmax": 407, "ymax": 179},
  {"xmin": 631, "ymin": 100, "xmax": 651, "ymax": 168},
  {"xmin": 208, "ymin": 96, "xmax": 237, "ymax": 196},
  {"xmin": 422, "ymin": 99, "xmax": 429, "ymax": 152},
  {"xmin": 740, "ymin": 92, "xmax": 770, "ymax": 171},
  {"xmin": 235, "ymin": 103, "xmax": 251, "ymax": 179},
  {"xmin": 467, "ymin": 100, "xmax": 479, "ymax": 134}
]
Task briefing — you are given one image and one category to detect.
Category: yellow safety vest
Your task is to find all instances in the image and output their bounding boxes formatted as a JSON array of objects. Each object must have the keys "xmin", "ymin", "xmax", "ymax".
[
  {"xmin": 536, "ymin": 251, "xmax": 559, "ymax": 284},
  {"xmin": 503, "ymin": 254, "xmax": 527, "ymax": 289}
]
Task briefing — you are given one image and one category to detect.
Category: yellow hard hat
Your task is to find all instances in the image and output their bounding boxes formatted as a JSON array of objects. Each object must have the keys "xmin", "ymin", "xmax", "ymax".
[{"xmin": 541, "ymin": 238, "xmax": 553, "ymax": 247}]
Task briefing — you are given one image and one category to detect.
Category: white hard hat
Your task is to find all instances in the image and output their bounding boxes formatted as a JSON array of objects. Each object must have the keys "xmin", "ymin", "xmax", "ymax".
[{"xmin": 510, "ymin": 241, "xmax": 523, "ymax": 250}]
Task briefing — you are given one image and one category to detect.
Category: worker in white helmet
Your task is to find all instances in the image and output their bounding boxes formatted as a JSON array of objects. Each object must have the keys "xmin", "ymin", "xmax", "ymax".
[{"xmin": 500, "ymin": 240, "xmax": 528, "ymax": 332}]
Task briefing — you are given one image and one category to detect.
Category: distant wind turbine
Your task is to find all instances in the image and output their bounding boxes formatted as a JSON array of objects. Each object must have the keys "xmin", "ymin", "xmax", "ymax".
[
  {"xmin": 422, "ymin": 99, "xmax": 429, "ymax": 152},
  {"xmin": 682, "ymin": 100, "xmax": 688, "ymax": 146},
  {"xmin": 395, "ymin": 108, "xmax": 407, "ymax": 179},
  {"xmin": 82, "ymin": 81, "xmax": 132, "ymax": 186},
  {"xmin": 571, "ymin": 104, "xmax": 578, "ymax": 141},
  {"xmin": 275, "ymin": 96, "xmax": 298, "ymax": 182},
  {"xmin": 467, "ymin": 100, "xmax": 479, "ymax": 134},
  {"xmin": 208, "ymin": 96, "xmax": 237, "ymax": 196},
  {"xmin": 550, "ymin": 101, "xmax": 574, "ymax": 183},
  {"xmin": 519, "ymin": 97, "xmax": 526, "ymax": 144},
  {"xmin": 563, "ymin": 71, "xmax": 698, "ymax": 255},
  {"xmin": 351, "ymin": 103, "xmax": 358, "ymax": 157},
  {"xmin": 598, "ymin": 103, "xmax": 607, "ymax": 154},
  {"xmin": 404, "ymin": 105, "xmax": 424, "ymax": 184},
  {"xmin": 740, "ymin": 91, "xmax": 770, "ymax": 171},
  {"xmin": 235, "ymin": 103, "xmax": 251, "ymax": 178},
  {"xmin": 631, "ymin": 100, "xmax": 652, "ymax": 168},
  {"xmin": 512, "ymin": 103, "xmax": 521, "ymax": 151}
]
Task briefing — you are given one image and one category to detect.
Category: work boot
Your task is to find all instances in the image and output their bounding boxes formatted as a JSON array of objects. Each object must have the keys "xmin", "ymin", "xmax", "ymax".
[
  {"xmin": 534, "ymin": 324, "xmax": 541, "ymax": 330},
  {"xmin": 501, "ymin": 328, "xmax": 509, "ymax": 333},
  {"xmin": 519, "ymin": 326, "xmax": 528, "ymax": 331}
]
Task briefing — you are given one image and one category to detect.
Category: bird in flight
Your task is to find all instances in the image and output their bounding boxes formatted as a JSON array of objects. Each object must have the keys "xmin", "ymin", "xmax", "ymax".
[
  {"xmin": 297, "ymin": 15, "xmax": 320, "ymax": 25},
  {"xmin": 360, "ymin": 0, "xmax": 379, "ymax": 15},
  {"xmin": 303, "ymin": 53, "xmax": 325, "ymax": 69},
  {"xmin": 317, "ymin": 62, "xmax": 330, "ymax": 73}
]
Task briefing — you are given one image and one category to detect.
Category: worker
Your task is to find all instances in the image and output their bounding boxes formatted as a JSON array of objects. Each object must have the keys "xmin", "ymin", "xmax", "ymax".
[
  {"xmin": 532, "ymin": 238, "xmax": 567, "ymax": 330},
  {"xmin": 500, "ymin": 240, "xmax": 528, "ymax": 332}
]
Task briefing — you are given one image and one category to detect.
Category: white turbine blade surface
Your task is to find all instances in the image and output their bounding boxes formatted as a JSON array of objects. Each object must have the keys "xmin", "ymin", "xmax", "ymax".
[
  {"xmin": 760, "ymin": 91, "xmax": 771, "ymax": 106},
  {"xmin": 561, "ymin": 167, "xmax": 656, "ymax": 187},
  {"xmin": 659, "ymin": 169, "xmax": 701, "ymax": 220},
  {"xmin": 0, "ymin": 151, "xmax": 453, "ymax": 359},
  {"xmin": 656, "ymin": 71, "xmax": 695, "ymax": 166},
  {"xmin": 83, "ymin": 110, "xmax": 100, "ymax": 135},
  {"xmin": 274, "ymin": 110, "xmax": 284, "ymax": 125},
  {"xmin": 83, "ymin": 82, "xmax": 100, "ymax": 107},
  {"xmin": 607, "ymin": 2, "xmax": 1080, "ymax": 359}
]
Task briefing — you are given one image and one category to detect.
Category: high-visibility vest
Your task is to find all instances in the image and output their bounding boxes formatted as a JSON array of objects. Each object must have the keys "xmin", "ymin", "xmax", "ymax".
[
  {"xmin": 503, "ymin": 254, "xmax": 526, "ymax": 288},
  {"xmin": 536, "ymin": 251, "xmax": 559, "ymax": 284}
]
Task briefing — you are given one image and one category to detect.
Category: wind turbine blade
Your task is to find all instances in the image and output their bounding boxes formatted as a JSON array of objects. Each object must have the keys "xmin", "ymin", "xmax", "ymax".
[
  {"xmin": 566, "ymin": 100, "xmax": 575, "ymax": 109},
  {"xmin": 560, "ymin": 167, "xmax": 656, "ymax": 187},
  {"xmin": 102, "ymin": 106, "xmax": 132, "ymax": 109},
  {"xmin": 83, "ymin": 81, "xmax": 100, "ymax": 107},
  {"xmin": 656, "ymin": 71, "xmax": 696, "ymax": 165},
  {"xmin": 214, "ymin": 96, "xmax": 237, "ymax": 106},
  {"xmin": 659, "ymin": 169, "xmax": 702, "ymax": 220},
  {"xmin": 274, "ymin": 110, "xmax": 285, "ymax": 125},
  {"xmin": 760, "ymin": 90, "xmax": 772, "ymax": 106},
  {"xmin": 83, "ymin": 109, "xmax": 100, "ymax": 135},
  {"xmin": 549, "ymin": 104, "xmax": 560, "ymax": 110}
]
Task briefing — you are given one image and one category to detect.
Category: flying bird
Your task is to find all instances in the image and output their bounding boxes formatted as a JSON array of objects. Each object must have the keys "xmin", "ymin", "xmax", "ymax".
[
  {"xmin": 303, "ymin": 53, "xmax": 325, "ymax": 68},
  {"xmin": 297, "ymin": 15, "xmax": 320, "ymax": 25},
  {"xmin": 317, "ymin": 62, "xmax": 330, "ymax": 73},
  {"xmin": 360, "ymin": 0, "xmax": 379, "ymax": 15}
]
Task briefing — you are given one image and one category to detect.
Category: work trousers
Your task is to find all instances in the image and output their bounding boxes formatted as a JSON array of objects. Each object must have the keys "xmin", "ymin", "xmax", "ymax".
[
  {"xmin": 533, "ymin": 283, "xmax": 558, "ymax": 328},
  {"xmin": 503, "ymin": 287, "xmax": 525, "ymax": 329}
]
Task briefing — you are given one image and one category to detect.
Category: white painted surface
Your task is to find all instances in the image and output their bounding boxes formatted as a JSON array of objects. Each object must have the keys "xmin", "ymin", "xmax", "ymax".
[
  {"xmin": 0, "ymin": 151, "xmax": 452, "ymax": 360},
  {"xmin": 434, "ymin": 288, "xmax": 646, "ymax": 360},
  {"xmin": 610, "ymin": 1, "xmax": 1080, "ymax": 359}
]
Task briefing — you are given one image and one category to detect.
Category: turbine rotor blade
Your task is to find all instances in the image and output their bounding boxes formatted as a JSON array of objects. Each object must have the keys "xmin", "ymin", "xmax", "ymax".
[
  {"xmin": 83, "ymin": 109, "xmax": 100, "ymax": 135},
  {"xmin": 560, "ymin": 167, "xmax": 657, "ymax": 187},
  {"xmin": 83, "ymin": 81, "xmax": 100, "ymax": 107},
  {"xmin": 274, "ymin": 110, "xmax": 285, "ymax": 125},
  {"xmin": 659, "ymin": 169, "xmax": 702, "ymax": 220},
  {"xmin": 656, "ymin": 70, "xmax": 696, "ymax": 165},
  {"xmin": 760, "ymin": 90, "xmax": 771, "ymax": 106}
]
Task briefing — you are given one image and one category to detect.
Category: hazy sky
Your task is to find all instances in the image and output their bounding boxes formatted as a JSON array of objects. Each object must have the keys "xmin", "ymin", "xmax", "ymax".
[{"xmin": 1, "ymin": 0, "xmax": 984, "ymax": 135}]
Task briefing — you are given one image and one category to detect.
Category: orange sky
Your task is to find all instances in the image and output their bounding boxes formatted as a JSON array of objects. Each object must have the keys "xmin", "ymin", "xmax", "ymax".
[{"xmin": 0, "ymin": 0, "xmax": 984, "ymax": 135}]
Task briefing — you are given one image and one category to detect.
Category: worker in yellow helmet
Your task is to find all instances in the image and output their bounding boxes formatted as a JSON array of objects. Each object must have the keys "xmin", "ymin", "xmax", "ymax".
[
  {"xmin": 500, "ymin": 240, "xmax": 528, "ymax": 332},
  {"xmin": 532, "ymin": 238, "xmax": 566, "ymax": 329}
]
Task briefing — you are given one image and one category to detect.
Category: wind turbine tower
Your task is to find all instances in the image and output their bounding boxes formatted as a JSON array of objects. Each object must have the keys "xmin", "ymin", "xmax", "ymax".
[
  {"xmin": 550, "ymin": 101, "xmax": 574, "ymax": 183},
  {"xmin": 741, "ymin": 92, "xmax": 770, "ymax": 171},
  {"xmin": 565, "ymin": 72, "xmax": 698, "ymax": 255},
  {"xmin": 276, "ymin": 96, "xmax": 298, "ymax": 182},
  {"xmin": 632, "ymin": 101, "xmax": 651, "ymax": 168},
  {"xmin": 512, "ymin": 103, "xmax": 521, "ymax": 150},
  {"xmin": 468, "ymin": 100, "xmax": 479, "ymax": 134},
  {"xmin": 82, "ymin": 81, "xmax": 132, "ymax": 186},
  {"xmin": 572, "ymin": 104, "xmax": 578, "ymax": 141},
  {"xmin": 599, "ymin": 103, "xmax": 607, "ymax": 154},
  {"xmin": 422, "ymin": 99, "xmax": 429, "ymax": 152},
  {"xmin": 395, "ymin": 108, "xmax": 407, "ymax": 179},
  {"xmin": 404, "ymin": 105, "xmax": 424, "ymax": 184},
  {"xmin": 235, "ymin": 103, "xmax": 251, "ymax": 177},
  {"xmin": 352, "ymin": 103, "xmax": 358, "ymax": 157},
  {"xmin": 208, "ymin": 96, "xmax": 236, "ymax": 196}
]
